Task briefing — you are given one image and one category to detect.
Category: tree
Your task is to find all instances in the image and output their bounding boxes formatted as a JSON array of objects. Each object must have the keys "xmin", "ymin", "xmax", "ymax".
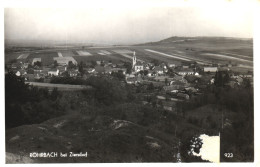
[
  {"xmin": 34, "ymin": 61, "xmax": 42, "ymax": 67},
  {"xmin": 51, "ymin": 87, "xmax": 60, "ymax": 100},
  {"xmin": 124, "ymin": 62, "xmax": 132, "ymax": 74},
  {"xmin": 242, "ymin": 78, "xmax": 251, "ymax": 89},
  {"xmin": 90, "ymin": 60, "xmax": 97, "ymax": 68},
  {"xmin": 53, "ymin": 60, "xmax": 58, "ymax": 68},
  {"xmin": 214, "ymin": 71, "xmax": 229, "ymax": 87},
  {"xmin": 68, "ymin": 61, "xmax": 76, "ymax": 69},
  {"xmin": 151, "ymin": 59, "xmax": 160, "ymax": 66},
  {"xmin": 78, "ymin": 61, "xmax": 84, "ymax": 75},
  {"xmin": 111, "ymin": 71, "xmax": 125, "ymax": 81},
  {"xmin": 147, "ymin": 83, "xmax": 154, "ymax": 91},
  {"xmin": 143, "ymin": 70, "xmax": 148, "ymax": 76},
  {"xmin": 5, "ymin": 71, "xmax": 65, "ymax": 128},
  {"xmin": 165, "ymin": 78, "xmax": 169, "ymax": 85},
  {"xmin": 84, "ymin": 76, "xmax": 127, "ymax": 105}
]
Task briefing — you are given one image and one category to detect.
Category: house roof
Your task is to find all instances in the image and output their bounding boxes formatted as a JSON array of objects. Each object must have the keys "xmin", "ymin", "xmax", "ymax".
[
  {"xmin": 95, "ymin": 66, "xmax": 105, "ymax": 73},
  {"xmin": 49, "ymin": 68, "xmax": 58, "ymax": 72},
  {"xmin": 176, "ymin": 68, "xmax": 194, "ymax": 73},
  {"xmin": 153, "ymin": 66, "xmax": 163, "ymax": 71}
]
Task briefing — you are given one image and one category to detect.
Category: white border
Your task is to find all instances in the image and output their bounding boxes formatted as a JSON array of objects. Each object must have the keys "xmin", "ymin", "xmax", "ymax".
[{"xmin": 1, "ymin": 0, "xmax": 260, "ymax": 167}]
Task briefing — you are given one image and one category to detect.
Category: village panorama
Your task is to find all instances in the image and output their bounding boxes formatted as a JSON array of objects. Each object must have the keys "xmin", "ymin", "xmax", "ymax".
[
  {"xmin": 4, "ymin": 3, "xmax": 256, "ymax": 162},
  {"xmin": 5, "ymin": 36, "xmax": 254, "ymax": 163}
]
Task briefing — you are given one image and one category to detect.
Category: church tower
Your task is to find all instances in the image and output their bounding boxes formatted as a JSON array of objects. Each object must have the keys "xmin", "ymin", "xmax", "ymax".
[{"xmin": 132, "ymin": 51, "xmax": 136, "ymax": 69}]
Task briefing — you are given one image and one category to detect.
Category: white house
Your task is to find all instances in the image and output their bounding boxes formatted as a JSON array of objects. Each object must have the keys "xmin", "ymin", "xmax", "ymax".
[
  {"xmin": 176, "ymin": 69, "xmax": 194, "ymax": 76},
  {"xmin": 204, "ymin": 67, "xmax": 218, "ymax": 73},
  {"xmin": 48, "ymin": 69, "xmax": 59, "ymax": 76}
]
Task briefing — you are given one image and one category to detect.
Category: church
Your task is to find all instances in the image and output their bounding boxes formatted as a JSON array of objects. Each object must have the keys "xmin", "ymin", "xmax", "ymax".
[{"xmin": 132, "ymin": 51, "xmax": 144, "ymax": 72}]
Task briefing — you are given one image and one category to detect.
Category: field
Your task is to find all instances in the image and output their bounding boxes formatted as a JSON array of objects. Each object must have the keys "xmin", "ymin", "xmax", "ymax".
[
  {"xmin": 73, "ymin": 53, "xmax": 130, "ymax": 64},
  {"xmin": 59, "ymin": 50, "xmax": 76, "ymax": 57},
  {"xmin": 27, "ymin": 52, "xmax": 59, "ymax": 66},
  {"xmin": 5, "ymin": 37, "xmax": 253, "ymax": 72}
]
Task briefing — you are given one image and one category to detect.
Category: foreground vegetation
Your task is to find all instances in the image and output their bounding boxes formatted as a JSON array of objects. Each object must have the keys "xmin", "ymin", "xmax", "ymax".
[{"xmin": 5, "ymin": 70, "xmax": 253, "ymax": 162}]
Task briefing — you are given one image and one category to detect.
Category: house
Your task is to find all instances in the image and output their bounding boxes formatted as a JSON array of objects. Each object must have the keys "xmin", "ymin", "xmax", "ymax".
[
  {"xmin": 126, "ymin": 76, "xmax": 143, "ymax": 84},
  {"xmin": 143, "ymin": 64, "xmax": 150, "ymax": 70},
  {"xmin": 24, "ymin": 74, "xmax": 35, "ymax": 81},
  {"xmin": 204, "ymin": 67, "xmax": 218, "ymax": 73},
  {"xmin": 68, "ymin": 70, "xmax": 78, "ymax": 77},
  {"xmin": 11, "ymin": 63, "xmax": 21, "ymax": 70},
  {"xmin": 153, "ymin": 66, "xmax": 164, "ymax": 75},
  {"xmin": 57, "ymin": 66, "xmax": 67, "ymax": 74},
  {"xmin": 15, "ymin": 71, "xmax": 21, "ymax": 76},
  {"xmin": 96, "ymin": 61, "xmax": 102, "ymax": 65},
  {"xmin": 116, "ymin": 63, "xmax": 124, "ymax": 67},
  {"xmin": 53, "ymin": 57, "xmax": 78, "ymax": 65},
  {"xmin": 163, "ymin": 85, "xmax": 186, "ymax": 92},
  {"xmin": 236, "ymin": 76, "xmax": 243, "ymax": 84},
  {"xmin": 168, "ymin": 63, "xmax": 176, "ymax": 68},
  {"xmin": 175, "ymin": 69, "xmax": 194, "ymax": 76},
  {"xmin": 95, "ymin": 66, "xmax": 105, "ymax": 74},
  {"xmin": 162, "ymin": 101, "xmax": 177, "ymax": 113},
  {"xmin": 134, "ymin": 62, "xmax": 144, "ymax": 72},
  {"xmin": 147, "ymin": 70, "xmax": 155, "ymax": 77},
  {"xmin": 184, "ymin": 87, "xmax": 198, "ymax": 93},
  {"xmin": 21, "ymin": 63, "xmax": 29, "ymax": 69},
  {"xmin": 154, "ymin": 76, "xmax": 172, "ymax": 82},
  {"xmin": 87, "ymin": 68, "xmax": 95, "ymax": 73},
  {"xmin": 160, "ymin": 63, "xmax": 167, "ymax": 69},
  {"xmin": 226, "ymin": 81, "xmax": 239, "ymax": 88},
  {"xmin": 110, "ymin": 68, "xmax": 127, "ymax": 75},
  {"xmin": 48, "ymin": 69, "xmax": 59, "ymax": 76},
  {"xmin": 16, "ymin": 69, "xmax": 27, "ymax": 76}
]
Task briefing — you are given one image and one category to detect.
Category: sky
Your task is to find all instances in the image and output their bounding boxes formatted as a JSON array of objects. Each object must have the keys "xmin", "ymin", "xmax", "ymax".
[{"xmin": 4, "ymin": 1, "xmax": 255, "ymax": 44}]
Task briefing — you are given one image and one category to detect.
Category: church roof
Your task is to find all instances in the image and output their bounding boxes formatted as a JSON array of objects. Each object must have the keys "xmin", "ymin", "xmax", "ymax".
[{"xmin": 135, "ymin": 61, "xmax": 143, "ymax": 66}]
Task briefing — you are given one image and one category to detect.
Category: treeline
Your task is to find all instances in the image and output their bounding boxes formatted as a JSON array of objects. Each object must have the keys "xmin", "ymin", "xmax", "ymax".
[
  {"xmin": 5, "ymin": 71, "xmax": 66, "ymax": 129},
  {"xmin": 82, "ymin": 76, "xmax": 135, "ymax": 106},
  {"xmin": 176, "ymin": 82, "xmax": 254, "ymax": 162},
  {"xmin": 50, "ymin": 76, "xmax": 86, "ymax": 85}
]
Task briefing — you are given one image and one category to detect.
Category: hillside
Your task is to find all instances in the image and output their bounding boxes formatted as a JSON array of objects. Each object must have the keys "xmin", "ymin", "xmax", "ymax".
[{"xmin": 6, "ymin": 113, "xmax": 179, "ymax": 163}]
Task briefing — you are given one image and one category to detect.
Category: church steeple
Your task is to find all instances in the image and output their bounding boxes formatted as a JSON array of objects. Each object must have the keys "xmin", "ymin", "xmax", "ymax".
[{"xmin": 132, "ymin": 51, "xmax": 136, "ymax": 69}]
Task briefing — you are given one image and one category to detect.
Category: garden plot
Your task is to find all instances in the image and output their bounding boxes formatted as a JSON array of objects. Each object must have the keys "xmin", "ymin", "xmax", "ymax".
[
  {"xmin": 76, "ymin": 50, "xmax": 92, "ymax": 56},
  {"xmin": 17, "ymin": 53, "xmax": 30, "ymax": 60}
]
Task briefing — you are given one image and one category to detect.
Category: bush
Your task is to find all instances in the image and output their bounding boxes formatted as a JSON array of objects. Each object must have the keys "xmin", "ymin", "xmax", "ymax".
[{"xmin": 5, "ymin": 71, "xmax": 66, "ymax": 128}]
